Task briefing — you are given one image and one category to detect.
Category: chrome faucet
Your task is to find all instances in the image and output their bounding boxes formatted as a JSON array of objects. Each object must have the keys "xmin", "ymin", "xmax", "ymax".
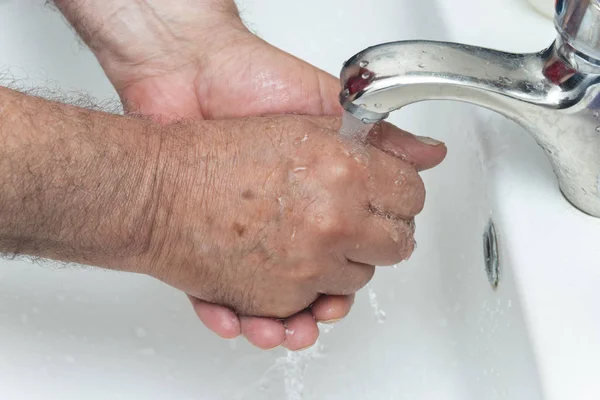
[{"xmin": 340, "ymin": 0, "xmax": 600, "ymax": 217}]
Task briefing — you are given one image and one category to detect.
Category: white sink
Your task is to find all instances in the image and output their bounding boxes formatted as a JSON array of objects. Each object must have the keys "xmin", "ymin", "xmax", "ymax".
[{"xmin": 0, "ymin": 0, "xmax": 598, "ymax": 399}]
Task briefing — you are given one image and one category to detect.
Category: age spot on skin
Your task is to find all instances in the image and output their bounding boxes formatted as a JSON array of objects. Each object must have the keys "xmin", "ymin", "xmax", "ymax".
[
  {"xmin": 233, "ymin": 223, "xmax": 246, "ymax": 237},
  {"xmin": 241, "ymin": 189, "xmax": 255, "ymax": 200}
]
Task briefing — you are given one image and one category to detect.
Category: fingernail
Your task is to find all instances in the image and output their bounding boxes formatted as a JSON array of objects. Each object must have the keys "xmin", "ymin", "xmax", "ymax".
[
  {"xmin": 415, "ymin": 135, "xmax": 443, "ymax": 146},
  {"xmin": 319, "ymin": 318, "xmax": 343, "ymax": 324}
]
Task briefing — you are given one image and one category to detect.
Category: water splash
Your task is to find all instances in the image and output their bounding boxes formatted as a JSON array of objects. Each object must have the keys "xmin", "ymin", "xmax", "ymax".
[
  {"xmin": 367, "ymin": 284, "xmax": 387, "ymax": 323},
  {"xmin": 259, "ymin": 323, "xmax": 333, "ymax": 399}
]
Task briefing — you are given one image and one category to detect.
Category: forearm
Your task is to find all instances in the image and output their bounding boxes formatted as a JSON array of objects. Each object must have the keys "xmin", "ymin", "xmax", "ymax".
[
  {"xmin": 53, "ymin": 0, "xmax": 246, "ymax": 85},
  {"xmin": 0, "ymin": 86, "xmax": 162, "ymax": 268}
]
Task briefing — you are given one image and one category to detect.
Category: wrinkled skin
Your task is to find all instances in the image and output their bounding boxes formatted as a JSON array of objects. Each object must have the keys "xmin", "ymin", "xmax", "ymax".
[
  {"xmin": 147, "ymin": 116, "xmax": 426, "ymax": 319},
  {"xmin": 55, "ymin": 0, "xmax": 447, "ymax": 350}
]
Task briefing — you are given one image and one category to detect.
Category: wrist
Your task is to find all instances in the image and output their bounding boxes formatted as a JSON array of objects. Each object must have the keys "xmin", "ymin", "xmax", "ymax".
[
  {"xmin": 59, "ymin": 1, "xmax": 250, "ymax": 90},
  {"xmin": 0, "ymin": 87, "xmax": 165, "ymax": 271}
]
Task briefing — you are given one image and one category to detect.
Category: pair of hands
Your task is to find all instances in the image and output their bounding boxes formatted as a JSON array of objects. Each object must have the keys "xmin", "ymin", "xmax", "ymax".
[{"xmin": 55, "ymin": 1, "xmax": 446, "ymax": 350}]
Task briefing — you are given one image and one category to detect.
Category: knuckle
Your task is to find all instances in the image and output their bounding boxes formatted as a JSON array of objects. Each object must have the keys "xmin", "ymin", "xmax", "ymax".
[
  {"xmin": 294, "ymin": 261, "xmax": 321, "ymax": 282},
  {"xmin": 313, "ymin": 209, "xmax": 347, "ymax": 238},
  {"xmin": 327, "ymin": 156, "xmax": 357, "ymax": 185},
  {"xmin": 401, "ymin": 172, "xmax": 426, "ymax": 216}
]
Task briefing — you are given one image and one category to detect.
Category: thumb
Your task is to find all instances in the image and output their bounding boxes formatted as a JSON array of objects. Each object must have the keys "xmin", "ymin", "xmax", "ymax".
[{"xmin": 368, "ymin": 122, "xmax": 447, "ymax": 171}]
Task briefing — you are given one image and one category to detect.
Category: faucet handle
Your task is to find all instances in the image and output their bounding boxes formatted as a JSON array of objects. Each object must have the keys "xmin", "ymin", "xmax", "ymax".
[{"xmin": 555, "ymin": 0, "xmax": 600, "ymax": 63}]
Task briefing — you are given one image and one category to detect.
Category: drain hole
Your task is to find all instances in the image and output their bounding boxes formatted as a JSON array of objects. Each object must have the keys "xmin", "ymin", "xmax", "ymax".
[{"xmin": 483, "ymin": 220, "xmax": 500, "ymax": 289}]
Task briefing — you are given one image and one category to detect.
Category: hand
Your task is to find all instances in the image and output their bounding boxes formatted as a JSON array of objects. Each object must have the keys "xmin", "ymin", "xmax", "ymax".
[
  {"xmin": 54, "ymin": 0, "xmax": 447, "ymax": 349},
  {"xmin": 134, "ymin": 115, "xmax": 439, "ymax": 343},
  {"xmin": 115, "ymin": 24, "xmax": 365, "ymax": 350},
  {"xmin": 0, "ymin": 88, "xmax": 440, "ymax": 350}
]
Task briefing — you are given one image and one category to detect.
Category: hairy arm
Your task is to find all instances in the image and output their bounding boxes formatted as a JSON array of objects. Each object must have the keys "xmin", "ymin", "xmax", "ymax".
[
  {"xmin": 53, "ymin": 0, "xmax": 246, "ymax": 89},
  {"xmin": 0, "ymin": 86, "xmax": 167, "ymax": 268}
]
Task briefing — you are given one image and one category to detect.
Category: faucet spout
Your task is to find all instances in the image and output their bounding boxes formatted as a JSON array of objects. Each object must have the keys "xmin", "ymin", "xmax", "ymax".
[{"xmin": 340, "ymin": 38, "xmax": 600, "ymax": 217}]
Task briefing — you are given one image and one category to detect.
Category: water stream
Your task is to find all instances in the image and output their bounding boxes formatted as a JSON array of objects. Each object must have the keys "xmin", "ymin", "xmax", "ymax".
[
  {"xmin": 339, "ymin": 110, "xmax": 374, "ymax": 142},
  {"xmin": 270, "ymin": 111, "xmax": 387, "ymax": 399}
]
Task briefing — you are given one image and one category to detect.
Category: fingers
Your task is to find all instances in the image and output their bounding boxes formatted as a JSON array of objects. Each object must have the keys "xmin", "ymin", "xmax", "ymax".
[
  {"xmin": 240, "ymin": 316, "xmax": 286, "ymax": 350},
  {"xmin": 188, "ymin": 295, "xmax": 241, "ymax": 339},
  {"xmin": 282, "ymin": 311, "xmax": 320, "ymax": 351},
  {"xmin": 320, "ymin": 258, "xmax": 375, "ymax": 295},
  {"xmin": 367, "ymin": 122, "xmax": 447, "ymax": 171},
  {"xmin": 311, "ymin": 294, "xmax": 355, "ymax": 323},
  {"xmin": 365, "ymin": 148, "xmax": 426, "ymax": 219},
  {"xmin": 299, "ymin": 116, "xmax": 446, "ymax": 172},
  {"xmin": 346, "ymin": 217, "xmax": 416, "ymax": 266},
  {"xmin": 190, "ymin": 294, "xmax": 354, "ymax": 351}
]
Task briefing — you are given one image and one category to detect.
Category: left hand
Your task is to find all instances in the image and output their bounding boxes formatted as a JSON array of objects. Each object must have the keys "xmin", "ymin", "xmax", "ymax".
[{"xmin": 56, "ymin": 0, "xmax": 446, "ymax": 350}]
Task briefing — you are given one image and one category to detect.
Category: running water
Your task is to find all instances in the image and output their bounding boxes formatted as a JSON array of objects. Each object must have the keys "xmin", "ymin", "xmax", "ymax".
[
  {"xmin": 339, "ymin": 111, "xmax": 387, "ymax": 325},
  {"xmin": 260, "ymin": 110, "xmax": 385, "ymax": 399},
  {"xmin": 258, "ymin": 324, "xmax": 334, "ymax": 399},
  {"xmin": 367, "ymin": 283, "xmax": 387, "ymax": 323},
  {"xmin": 339, "ymin": 110, "xmax": 373, "ymax": 142}
]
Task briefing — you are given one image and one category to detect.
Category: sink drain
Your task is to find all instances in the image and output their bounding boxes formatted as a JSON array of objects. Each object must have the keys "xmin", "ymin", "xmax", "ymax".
[{"xmin": 483, "ymin": 220, "xmax": 499, "ymax": 289}]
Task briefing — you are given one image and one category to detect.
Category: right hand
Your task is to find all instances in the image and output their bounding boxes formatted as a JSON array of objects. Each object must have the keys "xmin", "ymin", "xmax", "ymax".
[{"xmin": 126, "ymin": 115, "xmax": 445, "ymax": 347}]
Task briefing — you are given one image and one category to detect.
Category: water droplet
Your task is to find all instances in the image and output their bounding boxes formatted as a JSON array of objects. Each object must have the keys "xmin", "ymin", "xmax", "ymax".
[
  {"xmin": 56, "ymin": 293, "xmax": 66, "ymax": 302},
  {"xmin": 594, "ymin": 111, "xmax": 599, "ymax": 118},
  {"xmin": 595, "ymin": 126, "xmax": 600, "ymax": 132},
  {"xmin": 293, "ymin": 167, "xmax": 307, "ymax": 173},
  {"xmin": 20, "ymin": 313, "xmax": 29, "ymax": 324},
  {"xmin": 315, "ymin": 214, "xmax": 324, "ymax": 223},
  {"xmin": 361, "ymin": 72, "xmax": 371, "ymax": 79},
  {"xmin": 134, "ymin": 327, "xmax": 148, "ymax": 338},
  {"xmin": 293, "ymin": 134, "xmax": 308, "ymax": 146},
  {"xmin": 64, "ymin": 355, "xmax": 76, "ymax": 364},
  {"xmin": 31, "ymin": 307, "xmax": 40, "ymax": 314},
  {"xmin": 418, "ymin": 63, "xmax": 426, "ymax": 69},
  {"xmin": 499, "ymin": 76, "xmax": 513, "ymax": 85},
  {"xmin": 367, "ymin": 284, "xmax": 387, "ymax": 323},
  {"xmin": 342, "ymin": 88, "xmax": 350, "ymax": 96},
  {"xmin": 374, "ymin": 103, "xmax": 382, "ymax": 108},
  {"xmin": 359, "ymin": 60, "xmax": 369, "ymax": 68}
]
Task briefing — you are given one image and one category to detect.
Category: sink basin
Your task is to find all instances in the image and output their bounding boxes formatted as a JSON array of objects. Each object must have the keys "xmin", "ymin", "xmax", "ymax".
[{"xmin": 0, "ymin": 0, "xmax": 598, "ymax": 399}]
